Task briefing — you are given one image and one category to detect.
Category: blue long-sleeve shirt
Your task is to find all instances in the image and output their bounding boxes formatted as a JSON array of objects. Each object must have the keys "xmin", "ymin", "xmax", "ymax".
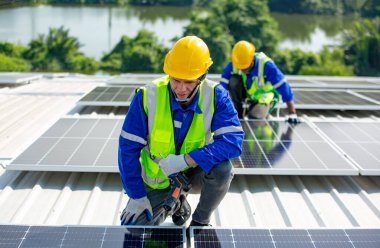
[
  {"xmin": 118, "ymin": 81, "xmax": 245, "ymax": 199},
  {"xmin": 220, "ymin": 53, "xmax": 294, "ymax": 102}
]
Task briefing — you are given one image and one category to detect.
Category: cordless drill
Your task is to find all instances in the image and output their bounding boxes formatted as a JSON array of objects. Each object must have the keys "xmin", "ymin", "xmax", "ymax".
[{"xmin": 163, "ymin": 172, "xmax": 192, "ymax": 212}]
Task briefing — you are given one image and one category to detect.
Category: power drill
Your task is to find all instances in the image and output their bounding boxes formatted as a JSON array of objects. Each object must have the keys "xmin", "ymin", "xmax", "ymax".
[{"xmin": 163, "ymin": 172, "xmax": 192, "ymax": 212}]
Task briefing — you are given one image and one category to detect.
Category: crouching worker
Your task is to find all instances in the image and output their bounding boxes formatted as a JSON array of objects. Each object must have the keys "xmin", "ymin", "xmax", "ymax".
[{"xmin": 118, "ymin": 36, "xmax": 244, "ymax": 227}]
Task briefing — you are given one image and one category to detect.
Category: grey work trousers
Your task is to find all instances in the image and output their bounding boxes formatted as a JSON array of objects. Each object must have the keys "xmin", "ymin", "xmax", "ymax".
[
  {"xmin": 131, "ymin": 160, "xmax": 234, "ymax": 225},
  {"xmin": 229, "ymin": 74, "xmax": 270, "ymax": 119}
]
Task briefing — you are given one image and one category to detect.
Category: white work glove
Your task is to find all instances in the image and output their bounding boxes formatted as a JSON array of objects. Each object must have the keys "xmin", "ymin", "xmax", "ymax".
[
  {"xmin": 120, "ymin": 196, "xmax": 153, "ymax": 225},
  {"xmin": 158, "ymin": 154, "xmax": 189, "ymax": 178},
  {"xmin": 286, "ymin": 112, "xmax": 301, "ymax": 124}
]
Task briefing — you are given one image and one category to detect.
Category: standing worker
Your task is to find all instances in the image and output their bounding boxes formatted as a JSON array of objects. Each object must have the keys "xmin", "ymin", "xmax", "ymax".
[
  {"xmin": 119, "ymin": 36, "xmax": 244, "ymax": 227},
  {"xmin": 220, "ymin": 40, "xmax": 300, "ymax": 123}
]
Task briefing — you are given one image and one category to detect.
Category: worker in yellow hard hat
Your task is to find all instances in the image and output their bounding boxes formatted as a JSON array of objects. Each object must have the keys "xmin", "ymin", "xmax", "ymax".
[
  {"xmin": 119, "ymin": 36, "xmax": 244, "ymax": 227},
  {"xmin": 220, "ymin": 40, "xmax": 300, "ymax": 123}
]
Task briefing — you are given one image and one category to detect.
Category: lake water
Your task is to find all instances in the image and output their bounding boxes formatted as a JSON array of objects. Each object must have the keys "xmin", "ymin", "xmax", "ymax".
[{"xmin": 0, "ymin": 5, "xmax": 357, "ymax": 59}]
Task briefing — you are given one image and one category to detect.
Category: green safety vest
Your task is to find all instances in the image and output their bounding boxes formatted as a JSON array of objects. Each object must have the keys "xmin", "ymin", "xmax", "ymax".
[
  {"xmin": 233, "ymin": 52, "xmax": 276, "ymax": 104},
  {"xmin": 138, "ymin": 76, "xmax": 217, "ymax": 189}
]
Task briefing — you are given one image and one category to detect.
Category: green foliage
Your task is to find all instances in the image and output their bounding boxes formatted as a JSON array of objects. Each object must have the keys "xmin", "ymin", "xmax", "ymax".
[
  {"xmin": 0, "ymin": 54, "xmax": 31, "ymax": 72},
  {"xmin": 101, "ymin": 29, "xmax": 168, "ymax": 72},
  {"xmin": 129, "ymin": 0, "xmax": 192, "ymax": 5},
  {"xmin": 0, "ymin": 42, "xmax": 28, "ymax": 57},
  {"xmin": 211, "ymin": 0, "xmax": 280, "ymax": 53},
  {"xmin": 299, "ymin": 46, "xmax": 354, "ymax": 75},
  {"xmin": 274, "ymin": 46, "xmax": 353, "ymax": 76},
  {"xmin": 0, "ymin": 42, "xmax": 31, "ymax": 72},
  {"xmin": 274, "ymin": 49, "xmax": 319, "ymax": 75},
  {"xmin": 15, "ymin": 0, "xmax": 128, "ymax": 5},
  {"xmin": 23, "ymin": 26, "xmax": 98, "ymax": 73},
  {"xmin": 342, "ymin": 18, "xmax": 380, "ymax": 76}
]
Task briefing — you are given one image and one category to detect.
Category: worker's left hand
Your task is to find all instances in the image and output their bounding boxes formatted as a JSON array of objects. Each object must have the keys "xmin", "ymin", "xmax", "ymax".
[
  {"xmin": 286, "ymin": 112, "xmax": 301, "ymax": 124},
  {"xmin": 159, "ymin": 154, "xmax": 189, "ymax": 177}
]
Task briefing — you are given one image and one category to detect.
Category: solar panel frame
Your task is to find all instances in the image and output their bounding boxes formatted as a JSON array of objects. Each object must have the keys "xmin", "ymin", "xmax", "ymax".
[
  {"xmin": 312, "ymin": 120, "xmax": 380, "ymax": 175},
  {"xmin": 291, "ymin": 89, "xmax": 380, "ymax": 110},
  {"xmin": 190, "ymin": 227, "xmax": 380, "ymax": 248},
  {"xmin": 352, "ymin": 90, "xmax": 380, "ymax": 103},
  {"xmin": 232, "ymin": 119, "xmax": 358, "ymax": 175},
  {"xmin": 77, "ymin": 86, "xmax": 138, "ymax": 106},
  {"xmin": 0, "ymin": 224, "xmax": 186, "ymax": 248},
  {"xmin": 106, "ymin": 74, "xmax": 162, "ymax": 85},
  {"xmin": 0, "ymin": 72, "xmax": 42, "ymax": 84}
]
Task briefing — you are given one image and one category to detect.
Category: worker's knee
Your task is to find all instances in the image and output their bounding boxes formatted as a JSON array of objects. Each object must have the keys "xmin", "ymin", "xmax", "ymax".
[
  {"xmin": 248, "ymin": 103, "xmax": 270, "ymax": 119},
  {"xmin": 208, "ymin": 160, "xmax": 234, "ymax": 183}
]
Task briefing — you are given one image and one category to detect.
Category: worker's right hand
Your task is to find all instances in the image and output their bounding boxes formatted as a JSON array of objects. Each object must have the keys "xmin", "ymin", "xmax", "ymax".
[
  {"xmin": 120, "ymin": 196, "xmax": 153, "ymax": 225},
  {"xmin": 158, "ymin": 154, "xmax": 188, "ymax": 178},
  {"xmin": 286, "ymin": 112, "xmax": 301, "ymax": 124}
]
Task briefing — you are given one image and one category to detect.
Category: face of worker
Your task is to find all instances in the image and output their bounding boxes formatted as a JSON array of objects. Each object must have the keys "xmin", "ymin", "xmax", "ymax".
[
  {"xmin": 170, "ymin": 77, "xmax": 199, "ymax": 102},
  {"xmin": 241, "ymin": 60, "xmax": 254, "ymax": 74}
]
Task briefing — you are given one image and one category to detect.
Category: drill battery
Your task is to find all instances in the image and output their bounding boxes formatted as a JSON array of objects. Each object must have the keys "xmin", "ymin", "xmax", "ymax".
[{"xmin": 163, "ymin": 172, "xmax": 192, "ymax": 212}]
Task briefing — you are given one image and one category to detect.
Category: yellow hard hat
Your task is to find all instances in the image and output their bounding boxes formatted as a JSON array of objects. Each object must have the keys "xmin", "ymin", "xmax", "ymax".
[
  {"xmin": 163, "ymin": 36, "xmax": 213, "ymax": 80},
  {"xmin": 231, "ymin": 41, "xmax": 256, "ymax": 69}
]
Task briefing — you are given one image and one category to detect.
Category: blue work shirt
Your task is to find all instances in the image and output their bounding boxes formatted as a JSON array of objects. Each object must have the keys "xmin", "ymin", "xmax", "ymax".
[
  {"xmin": 220, "ymin": 53, "xmax": 294, "ymax": 102},
  {"xmin": 118, "ymin": 80, "xmax": 244, "ymax": 199}
]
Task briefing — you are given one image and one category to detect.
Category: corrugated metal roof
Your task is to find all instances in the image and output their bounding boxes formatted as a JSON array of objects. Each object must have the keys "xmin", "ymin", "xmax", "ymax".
[
  {"xmin": 0, "ymin": 168, "xmax": 379, "ymax": 228},
  {"xmin": 0, "ymin": 74, "xmax": 379, "ymax": 229}
]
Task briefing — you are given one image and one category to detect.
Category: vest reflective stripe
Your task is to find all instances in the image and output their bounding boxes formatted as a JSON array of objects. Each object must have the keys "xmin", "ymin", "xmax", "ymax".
[
  {"xmin": 139, "ymin": 76, "xmax": 217, "ymax": 189},
  {"xmin": 220, "ymin": 78, "xmax": 229, "ymax": 84},
  {"xmin": 120, "ymin": 130, "xmax": 147, "ymax": 145},
  {"xmin": 201, "ymin": 79, "xmax": 215, "ymax": 144},
  {"xmin": 272, "ymin": 78, "xmax": 285, "ymax": 89},
  {"xmin": 214, "ymin": 125, "xmax": 243, "ymax": 137}
]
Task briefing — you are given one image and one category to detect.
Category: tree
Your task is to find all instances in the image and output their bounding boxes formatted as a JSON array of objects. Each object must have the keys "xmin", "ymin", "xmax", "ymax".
[
  {"xmin": 342, "ymin": 18, "xmax": 380, "ymax": 76},
  {"xmin": 101, "ymin": 29, "xmax": 168, "ymax": 73},
  {"xmin": 300, "ymin": 46, "xmax": 354, "ymax": 75},
  {"xmin": 0, "ymin": 42, "xmax": 31, "ymax": 72},
  {"xmin": 23, "ymin": 26, "xmax": 98, "ymax": 73},
  {"xmin": 183, "ymin": 12, "xmax": 234, "ymax": 73},
  {"xmin": 182, "ymin": 0, "xmax": 280, "ymax": 72}
]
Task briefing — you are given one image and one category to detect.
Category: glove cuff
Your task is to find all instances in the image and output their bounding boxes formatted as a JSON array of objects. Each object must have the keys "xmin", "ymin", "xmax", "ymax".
[{"xmin": 183, "ymin": 154, "xmax": 190, "ymax": 166}]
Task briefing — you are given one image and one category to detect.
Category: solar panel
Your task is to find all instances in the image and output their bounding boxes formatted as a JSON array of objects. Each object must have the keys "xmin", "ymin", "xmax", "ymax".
[
  {"xmin": 0, "ymin": 225, "xmax": 185, "ymax": 248},
  {"xmin": 314, "ymin": 121, "xmax": 380, "ymax": 175},
  {"xmin": 0, "ymin": 72, "xmax": 42, "ymax": 84},
  {"xmin": 292, "ymin": 89, "xmax": 380, "ymax": 110},
  {"xmin": 9, "ymin": 118, "xmax": 358, "ymax": 175},
  {"xmin": 78, "ymin": 86, "xmax": 137, "ymax": 106},
  {"xmin": 8, "ymin": 117, "xmax": 123, "ymax": 172},
  {"xmin": 191, "ymin": 227, "xmax": 380, "ymax": 248},
  {"xmin": 232, "ymin": 120, "xmax": 358, "ymax": 175}
]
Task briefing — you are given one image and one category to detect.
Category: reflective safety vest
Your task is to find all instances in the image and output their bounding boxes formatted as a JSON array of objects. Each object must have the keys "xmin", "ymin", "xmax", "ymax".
[
  {"xmin": 138, "ymin": 76, "xmax": 217, "ymax": 189},
  {"xmin": 232, "ymin": 52, "xmax": 276, "ymax": 104}
]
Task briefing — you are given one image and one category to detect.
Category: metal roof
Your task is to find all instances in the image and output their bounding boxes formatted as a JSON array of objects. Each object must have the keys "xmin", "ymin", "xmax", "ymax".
[{"xmin": 0, "ymin": 74, "xmax": 379, "ymax": 229}]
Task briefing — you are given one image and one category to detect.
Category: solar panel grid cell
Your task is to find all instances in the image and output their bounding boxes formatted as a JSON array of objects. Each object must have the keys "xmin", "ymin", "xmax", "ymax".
[{"xmin": 78, "ymin": 86, "xmax": 137, "ymax": 106}]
